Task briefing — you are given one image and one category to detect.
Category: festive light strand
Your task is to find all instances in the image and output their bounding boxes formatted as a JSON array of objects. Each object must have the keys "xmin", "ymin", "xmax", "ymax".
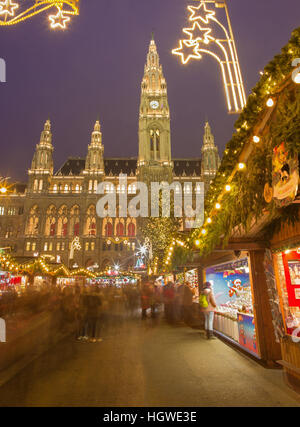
[
  {"xmin": 0, "ymin": 1, "xmax": 79, "ymax": 28},
  {"xmin": 172, "ymin": 0, "xmax": 246, "ymax": 114}
]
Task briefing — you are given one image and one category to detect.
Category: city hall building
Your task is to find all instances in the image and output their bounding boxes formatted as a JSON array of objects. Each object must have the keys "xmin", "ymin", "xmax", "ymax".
[{"xmin": 0, "ymin": 39, "xmax": 220, "ymax": 270}]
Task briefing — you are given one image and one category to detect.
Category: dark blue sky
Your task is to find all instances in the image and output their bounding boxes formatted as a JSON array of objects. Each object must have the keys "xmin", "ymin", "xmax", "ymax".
[{"xmin": 0, "ymin": 0, "xmax": 299, "ymax": 181}]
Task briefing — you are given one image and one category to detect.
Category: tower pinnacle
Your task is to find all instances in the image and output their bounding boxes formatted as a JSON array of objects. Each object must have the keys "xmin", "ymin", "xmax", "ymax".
[
  {"xmin": 201, "ymin": 121, "xmax": 220, "ymax": 191},
  {"xmin": 84, "ymin": 120, "xmax": 104, "ymax": 174},
  {"xmin": 138, "ymin": 38, "xmax": 172, "ymax": 181}
]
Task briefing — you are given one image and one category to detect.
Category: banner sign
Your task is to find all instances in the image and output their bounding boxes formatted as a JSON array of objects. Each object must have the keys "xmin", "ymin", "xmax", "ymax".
[{"xmin": 272, "ymin": 142, "xmax": 299, "ymax": 207}]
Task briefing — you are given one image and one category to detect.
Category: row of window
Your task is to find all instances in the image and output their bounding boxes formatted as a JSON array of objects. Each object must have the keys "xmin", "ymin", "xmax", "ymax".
[
  {"xmin": 25, "ymin": 240, "xmax": 97, "ymax": 253},
  {"xmin": 26, "ymin": 205, "xmax": 136, "ymax": 238},
  {"xmin": 0, "ymin": 206, "xmax": 23, "ymax": 216},
  {"xmin": 33, "ymin": 181, "xmax": 203, "ymax": 195},
  {"xmin": 35, "ymin": 182, "xmax": 139, "ymax": 195},
  {"xmin": 102, "ymin": 242, "xmax": 136, "ymax": 252}
]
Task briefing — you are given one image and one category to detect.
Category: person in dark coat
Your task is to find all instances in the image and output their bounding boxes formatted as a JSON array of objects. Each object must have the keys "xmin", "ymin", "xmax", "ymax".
[
  {"xmin": 140, "ymin": 279, "xmax": 154, "ymax": 319},
  {"xmin": 84, "ymin": 288, "xmax": 102, "ymax": 342},
  {"xmin": 180, "ymin": 282, "xmax": 194, "ymax": 325},
  {"xmin": 163, "ymin": 282, "xmax": 175, "ymax": 323}
]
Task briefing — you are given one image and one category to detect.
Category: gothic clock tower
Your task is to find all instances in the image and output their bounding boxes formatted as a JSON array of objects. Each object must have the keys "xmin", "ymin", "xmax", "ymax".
[{"xmin": 137, "ymin": 37, "xmax": 173, "ymax": 184}]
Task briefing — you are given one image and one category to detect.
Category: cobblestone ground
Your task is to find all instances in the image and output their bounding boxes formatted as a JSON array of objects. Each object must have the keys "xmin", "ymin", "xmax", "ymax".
[{"xmin": 0, "ymin": 312, "xmax": 299, "ymax": 407}]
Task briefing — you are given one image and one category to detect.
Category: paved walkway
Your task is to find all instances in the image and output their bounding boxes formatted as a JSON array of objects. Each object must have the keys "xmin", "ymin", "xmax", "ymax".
[{"xmin": 0, "ymin": 313, "xmax": 299, "ymax": 407}]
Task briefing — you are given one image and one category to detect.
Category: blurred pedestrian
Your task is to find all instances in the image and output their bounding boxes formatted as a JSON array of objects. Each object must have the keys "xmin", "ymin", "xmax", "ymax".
[
  {"xmin": 140, "ymin": 279, "xmax": 154, "ymax": 319},
  {"xmin": 182, "ymin": 282, "xmax": 194, "ymax": 325},
  {"xmin": 85, "ymin": 287, "xmax": 102, "ymax": 343},
  {"xmin": 200, "ymin": 281, "xmax": 217, "ymax": 340},
  {"xmin": 163, "ymin": 281, "xmax": 175, "ymax": 323}
]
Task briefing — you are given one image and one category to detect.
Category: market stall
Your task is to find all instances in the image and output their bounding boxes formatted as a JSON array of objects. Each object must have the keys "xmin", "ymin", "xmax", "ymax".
[
  {"xmin": 205, "ymin": 257, "xmax": 259, "ymax": 358},
  {"xmin": 0, "ymin": 270, "xmax": 28, "ymax": 296}
]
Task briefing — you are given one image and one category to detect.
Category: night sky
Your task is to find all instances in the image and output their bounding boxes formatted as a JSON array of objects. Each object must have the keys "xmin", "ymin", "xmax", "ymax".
[{"xmin": 0, "ymin": 0, "xmax": 299, "ymax": 182}]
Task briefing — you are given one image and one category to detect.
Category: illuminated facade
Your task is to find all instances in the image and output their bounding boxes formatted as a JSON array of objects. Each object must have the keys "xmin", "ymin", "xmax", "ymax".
[{"xmin": 0, "ymin": 39, "xmax": 220, "ymax": 269}]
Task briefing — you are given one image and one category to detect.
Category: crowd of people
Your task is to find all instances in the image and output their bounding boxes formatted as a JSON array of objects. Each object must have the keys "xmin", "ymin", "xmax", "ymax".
[
  {"xmin": 140, "ymin": 279, "xmax": 196, "ymax": 325},
  {"xmin": 140, "ymin": 278, "xmax": 217, "ymax": 339},
  {"xmin": 0, "ymin": 277, "xmax": 217, "ymax": 341}
]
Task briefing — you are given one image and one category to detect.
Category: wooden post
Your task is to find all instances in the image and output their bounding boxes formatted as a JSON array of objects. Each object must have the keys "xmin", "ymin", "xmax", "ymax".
[{"xmin": 249, "ymin": 250, "xmax": 282, "ymax": 366}]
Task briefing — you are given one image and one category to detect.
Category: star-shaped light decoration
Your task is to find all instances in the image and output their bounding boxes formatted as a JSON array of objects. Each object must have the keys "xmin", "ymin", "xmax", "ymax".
[
  {"xmin": 0, "ymin": 0, "xmax": 19, "ymax": 16},
  {"xmin": 172, "ymin": 40, "xmax": 202, "ymax": 65},
  {"xmin": 188, "ymin": 1, "xmax": 216, "ymax": 24},
  {"xmin": 49, "ymin": 6, "xmax": 70, "ymax": 29},
  {"xmin": 183, "ymin": 22, "xmax": 213, "ymax": 45}
]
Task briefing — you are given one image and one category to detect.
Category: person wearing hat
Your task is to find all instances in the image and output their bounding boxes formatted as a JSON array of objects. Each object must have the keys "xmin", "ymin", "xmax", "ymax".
[{"xmin": 200, "ymin": 281, "xmax": 217, "ymax": 340}]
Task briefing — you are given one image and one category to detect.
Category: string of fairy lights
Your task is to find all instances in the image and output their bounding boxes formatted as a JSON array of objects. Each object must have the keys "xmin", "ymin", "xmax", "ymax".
[
  {"xmin": 0, "ymin": 251, "xmax": 141, "ymax": 280},
  {"xmin": 0, "ymin": 0, "xmax": 79, "ymax": 29},
  {"xmin": 172, "ymin": 1, "xmax": 246, "ymax": 114},
  {"xmin": 0, "ymin": 251, "xmax": 97, "ymax": 278},
  {"xmin": 163, "ymin": 67, "xmax": 300, "ymax": 269}
]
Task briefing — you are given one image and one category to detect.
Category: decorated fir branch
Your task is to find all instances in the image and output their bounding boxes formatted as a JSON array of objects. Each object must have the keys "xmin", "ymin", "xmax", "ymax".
[
  {"xmin": 188, "ymin": 26, "xmax": 300, "ymax": 258},
  {"xmin": 161, "ymin": 26, "xmax": 300, "ymax": 267}
]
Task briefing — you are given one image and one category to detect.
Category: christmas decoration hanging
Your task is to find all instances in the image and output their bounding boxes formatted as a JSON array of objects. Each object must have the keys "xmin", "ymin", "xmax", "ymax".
[
  {"xmin": 0, "ymin": 1, "xmax": 79, "ymax": 29},
  {"xmin": 172, "ymin": 0, "xmax": 246, "ymax": 114}
]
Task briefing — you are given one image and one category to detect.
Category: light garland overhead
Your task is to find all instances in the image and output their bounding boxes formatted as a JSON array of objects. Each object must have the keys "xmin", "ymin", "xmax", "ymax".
[
  {"xmin": 172, "ymin": 0, "xmax": 246, "ymax": 114},
  {"xmin": 0, "ymin": 0, "xmax": 79, "ymax": 29},
  {"xmin": 0, "ymin": 252, "xmax": 96, "ymax": 278}
]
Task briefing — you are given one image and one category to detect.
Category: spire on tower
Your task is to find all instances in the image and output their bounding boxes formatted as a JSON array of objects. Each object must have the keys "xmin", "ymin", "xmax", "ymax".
[
  {"xmin": 203, "ymin": 120, "xmax": 214, "ymax": 146},
  {"xmin": 39, "ymin": 118, "xmax": 52, "ymax": 146},
  {"xmin": 29, "ymin": 118, "xmax": 54, "ymax": 185},
  {"xmin": 201, "ymin": 121, "xmax": 220, "ymax": 191},
  {"xmin": 84, "ymin": 120, "xmax": 104, "ymax": 174},
  {"xmin": 94, "ymin": 119, "xmax": 101, "ymax": 134}
]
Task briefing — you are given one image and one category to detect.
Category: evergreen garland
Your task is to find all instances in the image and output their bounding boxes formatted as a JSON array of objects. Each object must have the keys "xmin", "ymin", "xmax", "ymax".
[{"xmin": 189, "ymin": 27, "xmax": 300, "ymax": 256}]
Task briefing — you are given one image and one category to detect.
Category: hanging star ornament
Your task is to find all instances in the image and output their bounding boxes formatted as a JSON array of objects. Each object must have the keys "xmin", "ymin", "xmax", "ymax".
[
  {"xmin": 183, "ymin": 22, "xmax": 213, "ymax": 45},
  {"xmin": 0, "ymin": 1, "xmax": 79, "ymax": 27},
  {"xmin": 49, "ymin": 6, "xmax": 71, "ymax": 29},
  {"xmin": 188, "ymin": 1, "xmax": 216, "ymax": 24},
  {"xmin": 0, "ymin": 0, "xmax": 19, "ymax": 16},
  {"xmin": 172, "ymin": 40, "xmax": 202, "ymax": 65}
]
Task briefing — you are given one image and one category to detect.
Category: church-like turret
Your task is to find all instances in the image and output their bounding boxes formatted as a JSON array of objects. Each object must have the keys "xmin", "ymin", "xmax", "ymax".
[
  {"xmin": 84, "ymin": 120, "xmax": 105, "ymax": 193},
  {"xmin": 28, "ymin": 119, "xmax": 54, "ymax": 193},
  {"xmin": 201, "ymin": 121, "xmax": 220, "ymax": 191}
]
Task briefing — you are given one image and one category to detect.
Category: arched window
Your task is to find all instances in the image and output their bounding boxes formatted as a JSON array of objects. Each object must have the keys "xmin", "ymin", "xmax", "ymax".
[
  {"xmin": 149, "ymin": 128, "xmax": 160, "ymax": 159},
  {"xmin": 70, "ymin": 205, "xmax": 80, "ymax": 237},
  {"xmin": 105, "ymin": 222, "xmax": 113, "ymax": 237},
  {"xmin": 33, "ymin": 179, "xmax": 38, "ymax": 192},
  {"xmin": 94, "ymin": 180, "xmax": 98, "ymax": 193},
  {"xmin": 156, "ymin": 129, "xmax": 160, "ymax": 152},
  {"xmin": 150, "ymin": 130, "xmax": 154, "ymax": 152},
  {"xmin": 85, "ymin": 205, "xmax": 96, "ymax": 236},
  {"xmin": 74, "ymin": 222, "xmax": 80, "ymax": 236},
  {"xmin": 128, "ymin": 222, "xmax": 136, "ymax": 237},
  {"xmin": 57, "ymin": 205, "xmax": 68, "ymax": 237},
  {"xmin": 45, "ymin": 205, "xmax": 57, "ymax": 237},
  {"xmin": 26, "ymin": 205, "xmax": 39, "ymax": 236},
  {"xmin": 116, "ymin": 222, "xmax": 124, "ymax": 237}
]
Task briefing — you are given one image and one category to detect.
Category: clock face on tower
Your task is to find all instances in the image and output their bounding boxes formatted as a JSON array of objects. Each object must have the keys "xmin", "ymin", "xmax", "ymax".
[{"xmin": 150, "ymin": 100, "xmax": 159, "ymax": 110}]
